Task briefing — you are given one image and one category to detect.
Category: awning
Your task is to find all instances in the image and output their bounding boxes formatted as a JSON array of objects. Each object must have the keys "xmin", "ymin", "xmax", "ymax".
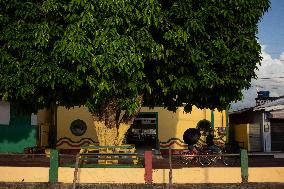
[{"xmin": 270, "ymin": 111, "xmax": 284, "ymax": 119}]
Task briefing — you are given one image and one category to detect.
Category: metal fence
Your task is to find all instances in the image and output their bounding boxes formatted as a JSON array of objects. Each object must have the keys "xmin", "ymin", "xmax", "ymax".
[{"xmin": 0, "ymin": 149, "xmax": 283, "ymax": 184}]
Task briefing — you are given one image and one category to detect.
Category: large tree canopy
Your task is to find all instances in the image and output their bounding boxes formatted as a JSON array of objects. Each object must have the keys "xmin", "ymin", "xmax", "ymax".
[{"xmin": 1, "ymin": 0, "xmax": 270, "ymax": 124}]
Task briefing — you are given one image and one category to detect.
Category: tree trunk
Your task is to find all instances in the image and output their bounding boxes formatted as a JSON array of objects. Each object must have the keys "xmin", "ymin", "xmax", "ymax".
[
  {"xmin": 92, "ymin": 95, "xmax": 144, "ymax": 146},
  {"xmin": 48, "ymin": 102, "xmax": 57, "ymax": 148},
  {"xmin": 90, "ymin": 95, "xmax": 143, "ymax": 164},
  {"xmin": 92, "ymin": 120, "xmax": 131, "ymax": 164},
  {"xmin": 93, "ymin": 121, "xmax": 131, "ymax": 146}
]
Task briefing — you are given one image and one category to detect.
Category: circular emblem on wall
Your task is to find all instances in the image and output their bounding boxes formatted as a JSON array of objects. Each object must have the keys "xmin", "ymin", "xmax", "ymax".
[{"xmin": 70, "ymin": 119, "xmax": 87, "ymax": 136}]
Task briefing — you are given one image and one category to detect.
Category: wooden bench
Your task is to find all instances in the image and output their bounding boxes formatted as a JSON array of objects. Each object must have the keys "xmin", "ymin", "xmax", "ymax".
[{"xmin": 77, "ymin": 145, "xmax": 142, "ymax": 168}]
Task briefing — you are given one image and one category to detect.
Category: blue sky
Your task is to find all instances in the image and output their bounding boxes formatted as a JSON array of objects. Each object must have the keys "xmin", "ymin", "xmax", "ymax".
[
  {"xmin": 258, "ymin": 0, "xmax": 284, "ymax": 59},
  {"xmin": 231, "ymin": 0, "xmax": 284, "ymax": 110}
]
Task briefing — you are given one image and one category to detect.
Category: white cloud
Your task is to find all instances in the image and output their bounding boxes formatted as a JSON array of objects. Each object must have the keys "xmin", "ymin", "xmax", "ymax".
[
  {"xmin": 230, "ymin": 46, "xmax": 284, "ymax": 111},
  {"xmin": 280, "ymin": 51, "xmax": 284, "ymax": 61},
  {"xmin": 256, "ymin": 46, "xmax": 284, "ymax": 79}
]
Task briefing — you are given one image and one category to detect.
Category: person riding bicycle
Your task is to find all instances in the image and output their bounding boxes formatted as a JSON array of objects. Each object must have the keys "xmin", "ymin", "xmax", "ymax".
[
  {"xmin": 187, "ymin": 144, "xmax": 197, "ymax": 153},
  {"xmin": 206, "ymin": 129, "xmax": 221, "ymax": 154}
]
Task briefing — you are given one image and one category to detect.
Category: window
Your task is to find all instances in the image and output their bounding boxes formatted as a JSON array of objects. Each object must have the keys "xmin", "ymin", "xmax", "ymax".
[{"xmin": 0, "ymin": 101, "xmax": 10, "ymax": 125}]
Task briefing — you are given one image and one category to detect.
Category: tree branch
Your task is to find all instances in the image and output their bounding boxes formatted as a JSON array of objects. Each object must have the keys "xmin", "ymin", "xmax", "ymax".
[{"xmin": 120, "ymin": 94, "xmax": 144, "ymax": 125}]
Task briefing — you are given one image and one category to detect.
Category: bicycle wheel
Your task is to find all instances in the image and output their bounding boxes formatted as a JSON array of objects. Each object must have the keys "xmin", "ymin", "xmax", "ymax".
[
  {"xmin": 180, "ymin": 152, "xmax": 193, "ymax": 165},
  {"xmin": 199, "ymin": 156, "xmax": 211, "ymax": 166},
  {"xmin": 223, "ymin": 155, "xmax": 240, "ymax": 166},
  {"xmin": 222, "ymin": 155, "xmax": 230, "ymax": 166}
]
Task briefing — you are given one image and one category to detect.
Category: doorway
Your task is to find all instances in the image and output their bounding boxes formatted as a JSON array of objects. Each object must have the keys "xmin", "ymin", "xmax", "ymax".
[
  {"xmin": 126, "ymin": 112, "xmax": 158, "ymax": 151},
  {"xmin": 270, "ymin": 119, "xmax": 284, "ymax": 151}
]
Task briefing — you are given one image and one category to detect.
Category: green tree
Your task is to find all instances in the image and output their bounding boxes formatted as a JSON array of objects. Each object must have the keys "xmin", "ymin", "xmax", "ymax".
[{"xmin": 0, "ymin": 0, "xmax": 270, "ymax": 146}]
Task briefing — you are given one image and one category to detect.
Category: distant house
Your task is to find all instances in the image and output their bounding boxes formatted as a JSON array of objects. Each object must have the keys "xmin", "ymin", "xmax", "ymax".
[{"xmin": 229, "ymin": 92, "xmax": 284, "ymax": 152}]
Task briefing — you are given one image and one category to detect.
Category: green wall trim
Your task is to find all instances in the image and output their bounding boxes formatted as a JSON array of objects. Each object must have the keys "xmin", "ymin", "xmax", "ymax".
[
  {"xmin": 49, "ymin": 149, "xmax": 59, "ymax": 183},
  {"xmin": 211, "ymin": 111, "xmax": 214, "ymax": 129},
  {"xmin": 0, "ymin": 105, "xmax": 35, "ymax": 153},
  {"xmin": 154, "ymin": 112, "xmax": 159, "ymax": 150},
  {"xmin": 241, "ymin": 149, "xmax": 248, "ymax": 183}
]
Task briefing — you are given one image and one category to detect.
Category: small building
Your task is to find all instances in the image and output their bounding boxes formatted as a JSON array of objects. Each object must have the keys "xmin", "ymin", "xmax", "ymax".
[
  {"xmin": 229, "ymin": 92, "xmax": 284, "ymax": 152},
  {"xmin": 54, "ymin": 106, "xmax": 228, "ymax": 154},
  {"xmin": 1, "ymin": 100, "xmax": 229, "ymax": 153}
]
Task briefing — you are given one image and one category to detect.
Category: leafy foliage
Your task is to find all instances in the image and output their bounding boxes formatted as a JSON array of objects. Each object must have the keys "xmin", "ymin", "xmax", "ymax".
[{"xmin": 0, "ymin": 0, "xmax": 270, "ymax": 116}]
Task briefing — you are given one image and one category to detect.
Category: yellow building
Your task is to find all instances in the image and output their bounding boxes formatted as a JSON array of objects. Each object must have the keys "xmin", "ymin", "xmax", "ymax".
[{"xmin": 53, "ymin": 106, "xmax": 228, "ymax": 153}]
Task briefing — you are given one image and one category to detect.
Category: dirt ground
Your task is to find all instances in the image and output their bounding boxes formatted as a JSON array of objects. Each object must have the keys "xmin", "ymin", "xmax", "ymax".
[
  {"xmin": 1, "ymin": 183, "xmax": 284, "ymax": 189},
  {"xmin": 0, "ymin": 153, "xmax": 284, "ymax": 168}
]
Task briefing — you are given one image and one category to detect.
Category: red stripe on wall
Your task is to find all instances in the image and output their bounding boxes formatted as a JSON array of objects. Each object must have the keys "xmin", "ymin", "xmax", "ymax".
[
  {"xmin": 160, "ymin": 140, "xmax": 188, "ymax": 148},
  {"xmin": 56, "ymin": 140, "xmax": 92, "ymax": 147}
]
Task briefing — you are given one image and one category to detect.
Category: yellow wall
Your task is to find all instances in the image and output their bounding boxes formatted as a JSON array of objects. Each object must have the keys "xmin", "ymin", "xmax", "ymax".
[
  {"xmin": 0, "ymin": 167, "xmax": 49, "ymax": 182},
  {"xmin": 153, "ymin": 168, "xmax": 241, "ymax": 183},
  {"xmin": 56, "ymin": 106, "xmax": 98, "ymax": 149},
  {"xmin": 37, "ymin": 108, "xmax": 51, "ymax": 125},
  {"xmin": 0, "ymin": 167, "xmax": 283, "ymax": 183},
  {"xmin": 232, "ymin": 124, "xmax": 249, "ymax": 149},
  {"xmin": 56, "ymin": 106, "xmax": 227, "ymax": 149},
  {"xmin": 249, "ymin": 167, "xmax": 284, "ymax": 182},
  {"xmin": 140, "ymin": 107, "xmax": 226, "ymax": 149},
  {"xmin": 214, "ymin": 110, "xmax": 225, "ymax": 128},
  {"xmin": 58, "ymin": 167, "xmax": 240, "ymax": 184},
  {"xmin": 58, "ymin": 168, "xmax": 145, "ymax": 183}
]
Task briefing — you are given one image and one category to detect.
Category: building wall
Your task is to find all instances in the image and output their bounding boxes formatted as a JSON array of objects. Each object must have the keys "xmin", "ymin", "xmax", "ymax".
[
  {"xmin": 0, "ymin": 101, "xmax": 50, "ymax": 153},
  {"xmin": 229, "ymin": 111, "xmax": 264, "ymax": 152},
  {"xmin": 56, "ymin": 106, "xmax": 98, "ymax": 149},
  {"xmin": 36, "ymin": 109, "xmax": 52, "ymax": 147},
  {"xmin": 229, "ymin": 110, "xmax": 254, "ymax": 124},
  {"xmin": 248, "ymin": 167, "xmax": 284, "ymax": 182},
  {"xmin": 0, "ymin": 101, "xmax": 10, "ymax": 125},
  {"xmin": 58, "ymin": 167, "xmax": 241, "ymax": 184},
  {"xmin": 270, "ymin": 118, "xmax": 284, "ymax": 151},
  {"xmin": 1, "ymin": 166, "xmax": 284, "ymax": 183},
  {"xmin": 142, "ymin": 107, "xmax": 227, "ymax": 150},
  {"xmin": 232, "ymin": 124, "xmax": 248, "ymax": 149},
  {"xmin": 252, "ymin": 112, "xmax": 264, "ymax": 152},
  {"xmin": 56, "ymin": 106, "xmax": 227, "ymax": 150},
  {"xmin": 0, "ymin": 167, "xmax": 49, "ymax": 182},
  {"xmin": 231, "ymin": 123, "xmax": 262, "ymax": 151},
  {"xmin": 0, "ymin": 124, "xmax": 36, "ymax": 153},
  {"xmin": 37, "ymin": 109, "xmax": 51, "ymax": 125},
  {"xmin": 0, "ymin": 104, "xmax": 34, "ymax": 153},
  {"xmin": 263, "ymin": 112, "xmax": 272, "ymax": 152}
]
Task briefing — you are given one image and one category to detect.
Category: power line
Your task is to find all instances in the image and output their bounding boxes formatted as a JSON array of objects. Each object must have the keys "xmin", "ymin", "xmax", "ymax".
[
  {"xmin": 258, "ymin": 77, "xmax": 284, "ymax": 79},
  {"xmin": 258, "ymin": 72, "xmax": 284, "ymax": 75}
]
